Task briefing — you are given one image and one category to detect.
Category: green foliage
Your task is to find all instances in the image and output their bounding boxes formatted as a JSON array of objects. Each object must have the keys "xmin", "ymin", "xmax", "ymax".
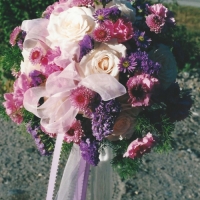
[
  {"xmin": 111, "ymin": 155, "xmax": 140, "ymax": 180},
  {"xmin": 0, "ymin": 0, "xmax": 56, "ymax": 44},
  {"xmin": 61, "ymin": 142, "xmax": 73, "ymax": 157},
  {"xmin": 0, "ymin": 97, "xmax": 10, "ymax": 120}
]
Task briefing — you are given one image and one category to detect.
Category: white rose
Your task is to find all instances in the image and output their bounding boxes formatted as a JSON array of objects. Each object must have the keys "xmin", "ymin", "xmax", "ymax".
[
  {"xmin": 106, "ymin": 0, "xmax": 136, "ymax": 22},
  {"xmin": 20, "ymin": 49, "xmax": 40, "ymax": 76},
  {"xmin": 148, "ymin": 44, "xmax": 178, "ymax": 90},
  {"xmin": 77, "ymin": 41, "xmax": 126, "ymax": 79},
  {"xmin": 47, "ymin": 6, "xmax": 95, "ymax": 46}
]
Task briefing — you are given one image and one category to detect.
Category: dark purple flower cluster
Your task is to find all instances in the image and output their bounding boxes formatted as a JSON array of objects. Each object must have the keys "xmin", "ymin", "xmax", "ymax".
[
  {"xmin": 79, "ymin": 35, "xmax": 94, "ymax": 62},
  {"xmin": 129, "ymin": 50, "xmax": 161, "ymax": 75},
  {"xmin": 80, "ymin": 137, "xmax": 100, "ymax": 166},
  {"xmin": 29, "ymin": 70, "xmax": 46, "ymax": 87},
  {"xmin": 92, "ymin": 99, "xmax": 121, "ymax": 141},
  {"xmin": 26, "ymin": 123, "xmax": 54, "ymax": 156}
]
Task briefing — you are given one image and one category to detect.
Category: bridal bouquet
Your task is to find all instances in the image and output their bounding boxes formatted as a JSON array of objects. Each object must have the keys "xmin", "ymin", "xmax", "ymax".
[{"xmin": 2, "ymin": 0, "xmax": 193, "ymax": 199}]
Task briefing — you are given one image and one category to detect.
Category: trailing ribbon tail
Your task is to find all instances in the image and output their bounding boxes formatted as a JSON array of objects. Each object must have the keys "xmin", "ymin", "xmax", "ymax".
[
  {"xmin": 46, "ymin": 133, "xmax": 65, "ymax": 200},
  {"xmin": 55, "ymin": 144, "xmax": 90, "ymax": 200}
]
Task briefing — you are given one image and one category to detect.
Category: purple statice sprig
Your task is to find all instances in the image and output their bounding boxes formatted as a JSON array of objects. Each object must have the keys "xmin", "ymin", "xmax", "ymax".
[
  {"xmin": 92, "ymin": 99, "xmax": 121, "ymax": 141},
  {"xmin": 79, "ymin": 35, "xmax": 94, "ymax": 62},
  {"xmin": 129, "ymin": 50, "xmax": 161, "ymax": 75},
  {"xmin": 26, "ymin": 122, "xmax": 55, "ymax": 156},
  {"xmin": 80, "ymin": 136, "xmax": 100, "ymax": 166},
  {"xmin": 29, "ymin": 70, "xmax": 46, "ymax": 87}
]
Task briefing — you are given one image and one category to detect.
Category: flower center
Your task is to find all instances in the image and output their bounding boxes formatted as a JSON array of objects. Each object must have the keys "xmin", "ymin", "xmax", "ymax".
[
  {"xmin": 153, "ymin": 15, "xmax": 163, "ymax": 25},
  {"xmin": 131, "ymin": 84, "xmax": 144, "ymax": 99},
  {"xmin": 99, "ymin": 57, "xmax": 109, "ymax": 70},
  {"xmin": 31, "ymin": 50, "xmax": 40, "ymax": 60},
  {"xmin": 122, "ymin": 61, "xmax": 130, "ymax": 68},
  {"xmin": 138, "ymin": 36, "xmax": 144, "ymax": 41},
  {"xmin": 76, "ymin": 95, "xmax": 85, "ymax": 104},
  {"xmin": 98, "ymin": 15, "xmax": 104, "ymax": 21},
  {"xmin": 98, "ymin": 30, "xmax": 107, "ymax": 38},
  {"xmin": 67, "ymin": 129, "xmax": 75, "ymax": 136}
]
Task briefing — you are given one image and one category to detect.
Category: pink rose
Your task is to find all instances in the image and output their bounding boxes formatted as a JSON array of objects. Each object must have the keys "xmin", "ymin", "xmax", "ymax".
[
  {"xmin": 123, "ymin": 133, "xmax": 155, "ymax": 159},
  {"xmin": 113, "ymin": 18, "xmax": 133, "ymax": 43}
]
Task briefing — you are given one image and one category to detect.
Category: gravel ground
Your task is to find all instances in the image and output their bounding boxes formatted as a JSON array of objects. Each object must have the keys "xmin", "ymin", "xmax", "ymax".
[{"xmin": 0, "ymin": 69, "xmax": 200, "ymax": 200}]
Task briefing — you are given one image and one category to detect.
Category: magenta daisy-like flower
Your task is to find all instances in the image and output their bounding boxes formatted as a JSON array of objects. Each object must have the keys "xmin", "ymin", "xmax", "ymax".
[
  {"xmin": 64, "ymin": 120, "xmax": 84, "ymax": 143},
  {"xmin": 29, "ymin": 47, "xmax": 43, "ymax": 65},
  {"xmin": 93, "ymin": 26, "xmax": 111, "ymax": 42},
  {"xmin": 72, "ymin": 0, "xmax": 93, "ymax": 7},
  {"xmin": 9, "ymin": 26, "xmax": 22, "ymax": 46},
  {"xmin": 126, "ymin": 74, "xmax": 159, "ymax": 107},
  {"xmin": 70, "ymin": 86, "xmax": 95, "ymax": 112}
]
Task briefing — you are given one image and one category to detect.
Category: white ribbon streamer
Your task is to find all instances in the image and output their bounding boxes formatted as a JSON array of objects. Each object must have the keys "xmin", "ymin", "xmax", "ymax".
[{"xmin": 46, "ymin": 133, "xmax": 65, "ymax": 200}]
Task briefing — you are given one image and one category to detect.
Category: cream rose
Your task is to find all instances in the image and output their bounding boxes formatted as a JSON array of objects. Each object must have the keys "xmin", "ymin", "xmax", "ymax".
[
  {"xmin": 77, "ymin": 41, "xmax": 126, "ymax": 79},
  {"xmin": 47, "ymin": 6, "xmax": 95, "ymax": 46},
  {"xmin": 148, "ymin": 44, "xmax": 177, "ymax": 90}
]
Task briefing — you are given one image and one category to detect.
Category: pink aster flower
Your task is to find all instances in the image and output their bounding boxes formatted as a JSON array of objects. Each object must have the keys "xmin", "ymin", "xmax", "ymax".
[
  {"xmin": 64, "ymin": 120, "xmax": 84, "ymax": 143},
  {"xmin": 123, "ymin": 132, "xmax": 155, "ymax": 159},
  {"xmin": 9, "ymin": 26, "xmax": 22, "ymax": 46},
  {"xmin": 93, "ymin": 25, "xmax": 111, "ymax": 42},
  {"xmin": 113, "ymin": 18, "xmax": 134, "ymax": 43},
  {"xmin": 3, "ymin": 93, "xmax": 23, "ymax": 124},
  {"xmin": 13, "ymin": 73, "xmax": 31, "ymax": 108},
  {"xmin": 70, "ymin": 86, "xmax": 95, "ymax": 113},
  {"xmin": 29, "ymin": 47, "xmax": 44, "ymax": 65},
  {"xmin": 146, "ymin": 4, "xmax": 175, "ymax": 33},
  {"xmin": 72, "ymin": 0, "xmax": 93, "ymax": 7},
  {"xmin": 126, "ymin": 74, "xmax": 159, "ymax": 107}
]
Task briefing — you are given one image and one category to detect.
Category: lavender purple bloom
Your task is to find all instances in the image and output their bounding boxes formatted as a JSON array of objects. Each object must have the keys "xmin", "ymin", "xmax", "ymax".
[
  {"xmin": 29, "ymin": 70, "xmax": 46, "ymax": 87},
  {"xmin": 92, "ymin": 99, "xmax": 121, "ymax": 141},
  {"xmin": 93, "ymin": 7, "xmax": 121, "ymax": 23},
  {"xmin": 79, "ymin": 35, "xmax": 94, "ymax": 62},
  {"xmin": 129, "ymin": 50, "xmax": 161, "ymax": 75},
  {"xmin": 133, "ymin": 30, "xmax": 151, "ymax": 49},
  {"xmin": 80, "ymin": 137, "xmax": 100, "ymax": 166},
  {"xmin": 118, "ymin": 55, "xmax": 137, "ymax": 73}
]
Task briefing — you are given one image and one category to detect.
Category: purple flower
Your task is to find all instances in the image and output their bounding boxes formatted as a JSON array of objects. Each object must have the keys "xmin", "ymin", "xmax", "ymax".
[
  {"xmin": 26, "ymin": 123, "xmax": 54, "ymax": 156},
  {"xmin": 92, "ymin": 99, "xmax": 121, "ymax": 141},
  {"xmin": 80, "ymin": 137, "xmax": 100, "ymax": 166},
  {"xmin": 93, "ymin": 7, "xmax": 121, "ymax": 23},
  {"xmin": 133, "ymin": 30, "xmax": 151, "ymax": 49},
  {"xmin": 93, "ymin": 8, "xmax": 110, "ymax": 23},
  {"xmin": 79, "ymin": 35, "xmax": 94, "ymax": 62},
  {"xmin": 129, "ymin": 50, "xmax": 161, "ymax": 75},
  {"xmin": 29, "ymin": 70, "xmax": 46, "ymax": 87},
  {"xmin": 118, "ymin": 54, "xmax": 137, "ymax": 73}
]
